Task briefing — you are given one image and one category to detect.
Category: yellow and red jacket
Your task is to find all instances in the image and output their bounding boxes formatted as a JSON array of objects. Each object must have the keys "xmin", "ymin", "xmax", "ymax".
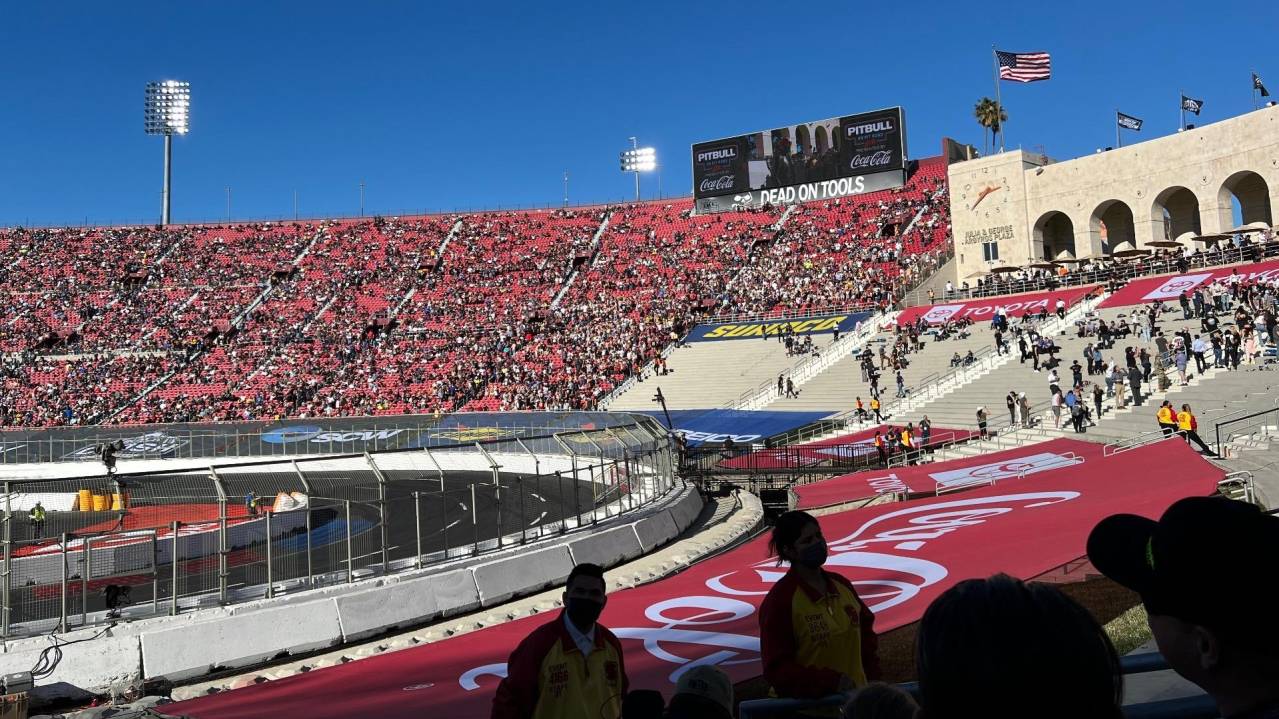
[
  {"xmin": 492, "ymin": 613, "xmax": 628, "ymax": 719},
  {"xmin": 1177, "ymin": 410, "xmax": 1195, "ymax": 431},
  {"xmin": 1157, "ymin": 406, "xmax": 1175, "ymax": 425},
  {"xmin": 759, "ymin": 569, "xmax": 880, "ymax": 703}
]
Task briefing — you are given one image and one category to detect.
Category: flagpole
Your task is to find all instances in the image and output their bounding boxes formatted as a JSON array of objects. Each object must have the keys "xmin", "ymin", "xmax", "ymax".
[
  {"xmin": 1115, "ymin": 110, "xmax": 1121, "ymax": 148},
  {"xmin": 1253, "ymin": 70, "xmax": 1259, "ymax": 110},
  {"xmin": 992, "ymin": 46, "xmax": 1004, "ymax": 152},
  {"xmin": 1180, "ymin": 89, "xmax": 1185, "ymax": 130}
]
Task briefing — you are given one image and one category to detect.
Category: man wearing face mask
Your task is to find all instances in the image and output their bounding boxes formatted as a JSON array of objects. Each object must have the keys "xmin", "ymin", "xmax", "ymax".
[
  {"xmin": 759, "ymin": 510, "xmax": 880, "ymax": 715},
  {"xmin": 492, "ymin": 563, "xmax": 628, "ymax": 719}
]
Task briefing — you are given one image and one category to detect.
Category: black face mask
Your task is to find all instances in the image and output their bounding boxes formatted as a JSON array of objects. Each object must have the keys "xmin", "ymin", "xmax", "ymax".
[
  {"xmin": 566, "ymin": 597, "xmax": 604, "ymax": 630},
  {"xmin": 795, "ymin": 542, "xmax": 828, "ymax": 569}
]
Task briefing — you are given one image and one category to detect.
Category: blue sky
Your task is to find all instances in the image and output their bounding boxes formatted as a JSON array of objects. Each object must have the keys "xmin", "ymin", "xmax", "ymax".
[{"xmin": 0, "ymin": 1, "xmax": 1275, "ymax": 226}]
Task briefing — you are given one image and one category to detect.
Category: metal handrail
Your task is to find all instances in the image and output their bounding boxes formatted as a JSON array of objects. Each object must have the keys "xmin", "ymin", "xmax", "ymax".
[
  {"xmin": 1218, "ymin": 471, "xmax": 1256, "ymax": 505},
  {"xmin": 1104, "ymin": 429, "xmax": 1177, "ymax": 457},
  {"xmin": 1214, "ymin": 405, "xmax": 1279, "ymax": 455}
]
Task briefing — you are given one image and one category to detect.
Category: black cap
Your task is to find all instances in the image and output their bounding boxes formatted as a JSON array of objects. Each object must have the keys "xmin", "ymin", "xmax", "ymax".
[{"xmin": 1087, "ymin": 497, "xmax": 1279, "ymax": 637}]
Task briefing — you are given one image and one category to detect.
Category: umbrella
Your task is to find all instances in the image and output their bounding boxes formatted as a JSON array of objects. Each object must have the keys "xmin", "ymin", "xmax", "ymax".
[
  {"xmin": 1054, "ymin": 257, "xmax": 1088, "ymax": 264},
  {"xmin": 1110, "ymin": 249, "xmax": 1152, "ymax": 259},
  {"xmin": 988, "ymin": 265, "xmax": 1022, "ymax": 274},
  {"xmin": 1228, "ymin": 225, "xmax": 1268, "ymax": 234},
  {"xmin": 1191, "ymin": 234, "xmax": 1230, "ymax": 242},
  {"xmin": 1145, "ymin": 240, "xmax": 1182, "ymax": 248},
  {"xmin": 1027, "ymin": 261, "xmax": 1059, "ymax": 270}
]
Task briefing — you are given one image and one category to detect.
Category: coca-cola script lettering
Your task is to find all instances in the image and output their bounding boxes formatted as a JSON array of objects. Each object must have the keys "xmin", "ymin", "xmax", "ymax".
[
  {"xmin": 849, "ymin": 151, "xmax": 893, "ymax": 170},
  {"xmin": 699, "ymin": 176, "xmax": 737, "ymax": 193}
]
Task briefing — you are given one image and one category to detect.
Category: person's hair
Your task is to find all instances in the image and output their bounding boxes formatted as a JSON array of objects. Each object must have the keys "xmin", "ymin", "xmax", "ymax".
[
  {"xmin": 768, "ymin": 510, "xmax": 818, "ymax": 562},
  {"xmin": 843, "ymin": 682, "xmax": 918, "ymax": 719},
  {"xmin": 915, "ymin": 574, "xmax": 1122, "ymax": 719},
  {"xmin": 621, "ymin": 688, "xmax": 665, "ymax": 719},
  {"xmin": 566, "ymin": 562, "xmax": 605, "ymax": 589}
]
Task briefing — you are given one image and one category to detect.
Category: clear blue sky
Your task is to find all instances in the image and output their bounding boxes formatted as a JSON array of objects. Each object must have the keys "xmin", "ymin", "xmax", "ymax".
[{"xmin": 1, "ymin": 0, "xmax": 1275, "ymax": 227}]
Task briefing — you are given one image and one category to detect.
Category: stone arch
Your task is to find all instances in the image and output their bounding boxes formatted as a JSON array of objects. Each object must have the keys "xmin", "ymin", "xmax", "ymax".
[
  {"xmin": 1090, "ymin": 199, "xmax": 1136, "ymax": 253},
  {"xmin": 814, "ymin": 125, "xmax": 829, "ymax": 155},
  {"xmin": 795, "ymin": 125, "xmax": 811, "ymax": 156},
  {"xmin": 1034, "ymin": 211, "xmax": 1076, "ymax": 260},
  {"xmin": 1219, "ymin": 170, "xmax": 1273, "ymax": 227},
  {"xmin": 1151, "ymin": 186, "xmax": 1202, "ymax": 240}
]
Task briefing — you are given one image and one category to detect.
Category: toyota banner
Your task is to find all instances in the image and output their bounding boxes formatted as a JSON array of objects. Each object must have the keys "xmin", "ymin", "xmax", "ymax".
[{"xmin": 692, "ymin": 106, "xmax": 907, "ymax": 214}]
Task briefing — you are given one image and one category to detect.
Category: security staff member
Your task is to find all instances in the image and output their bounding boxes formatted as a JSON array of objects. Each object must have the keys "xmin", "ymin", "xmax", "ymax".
[
  {"xmin": 873, "ymin": 432, "xmax": 887, "ymax": 466},
  {"xmin": 1156, "ymin": 401, "xmax": 1177, "ymax": 437},
  {"xmin": 493, "ymin": 563, "xmax": 628, "ymax": 719},
  {"xmin": 870, "ymin": 397, "xmax": 882, "ymax": 423},
  {"xmin": 760, "ymin": 511, "xmax": 879, "ymax": 716},
  {"xmin": 900, "ymin": 426, "xmax": 915, "ymax": 466},
  {"xmin": 28, "ymin": 501, "xmax": 46, "ymax": 539},
  {"xmin": 1176, "ymin": 404, "xmax": 1218, "ymax": 457}
]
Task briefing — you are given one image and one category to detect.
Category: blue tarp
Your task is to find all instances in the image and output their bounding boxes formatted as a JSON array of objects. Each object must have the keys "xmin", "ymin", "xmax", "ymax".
[
  {"xmin": 638, "ymin": 408, "xmax": 832, "ymax": 445},
  {"xmin": 685, "ymin": 311, "xmax": 871, "ymax": 342}
]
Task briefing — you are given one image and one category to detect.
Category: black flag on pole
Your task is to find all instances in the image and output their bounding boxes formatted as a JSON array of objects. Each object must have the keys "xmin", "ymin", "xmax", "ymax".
[
  {"xmin": 1254, "ymin": 73, "xmax": 1270, "ymax": 97},
  {"xmin": 1117, "ymin": 112, "xmax": 1143, "ymax": 131},
  {"xmin": 1181, "ymin": 95, "xmax": 1203, "ymax": 114}
]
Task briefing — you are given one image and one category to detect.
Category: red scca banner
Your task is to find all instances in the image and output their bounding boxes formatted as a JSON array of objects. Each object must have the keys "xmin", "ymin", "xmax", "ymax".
[
  {"xmin": 168, "ymin": 439, "xmax": 1219, "ymax": 719},
  {"xmin": 896, "ymin": 285, "xmax": 1099, "ymax": 326}
]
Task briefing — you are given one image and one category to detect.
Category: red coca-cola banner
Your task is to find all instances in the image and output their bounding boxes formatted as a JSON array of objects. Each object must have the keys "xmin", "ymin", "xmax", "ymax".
[
  {"xmin": 168, "ymin": 439, "xmax": 1220, "ymax": 719},
  {"xmin": 896, "ymin": 285, "xmax": 1099, "ymax": 326},
  {"xmin": 1099, "ymin": 259, "xmax": 1279, "ymax": 309},
  {"xmin": 795, "ymin": 438, "xmax": 1105, "ymax": 507},
  {"xmin": 718, "ymin": 425, "xmax": 975, "ymax": 470}
]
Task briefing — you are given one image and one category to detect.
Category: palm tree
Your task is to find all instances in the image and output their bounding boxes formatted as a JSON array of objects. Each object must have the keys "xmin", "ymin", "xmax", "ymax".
[{"xmin": 973, "ymin": 98, "xmax": 1009, "ymax": 154}]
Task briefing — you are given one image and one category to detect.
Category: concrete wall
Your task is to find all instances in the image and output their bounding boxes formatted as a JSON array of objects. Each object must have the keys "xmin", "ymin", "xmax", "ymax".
[
  {"xmin": 951, "ymin": 104, "xmax": 1279, "ymax": 282},
  {"xmin": 0, "ymin": 483, "xmax": 702, "ymax": 702}
]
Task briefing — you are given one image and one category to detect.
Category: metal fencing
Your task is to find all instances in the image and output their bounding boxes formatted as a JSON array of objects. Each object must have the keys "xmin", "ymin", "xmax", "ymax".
[{"xmin": 0, "ymin": 417, "xmax": 677, "ymax": 640}]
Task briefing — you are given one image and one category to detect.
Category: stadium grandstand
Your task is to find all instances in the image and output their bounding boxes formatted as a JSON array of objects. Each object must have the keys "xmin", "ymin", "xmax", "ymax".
[{"xmin": 4, "ymin": 7, "xmax": 1279, "ymax": 719}]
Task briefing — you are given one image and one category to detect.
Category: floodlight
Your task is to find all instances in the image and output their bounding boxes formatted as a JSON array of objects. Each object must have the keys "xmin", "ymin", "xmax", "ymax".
[
  {"xmin": 619, "ymin": 142, "xmax": 658, "ymax": 199},
  {"xmin": 144, "ymin": 80, "xmax": 191, "ymax": 225}
]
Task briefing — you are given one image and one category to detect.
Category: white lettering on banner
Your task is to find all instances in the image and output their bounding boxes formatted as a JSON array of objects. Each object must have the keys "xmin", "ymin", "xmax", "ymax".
[
  {"xmin": 64, "ymin": 431, "xmax": 189, "ymax": 459},
  {"xmin": 699, "ymin": 176, "xmax": 737, "ymax": 193},
  {"xmin": 697, "ymin": 147, "xmax": 738, "ymax": 163},
  {"xmin": 928, "ymin": 452, "xmax": 1071, "ymax": 489},
  {"xmin": 457, "ymin": 490, "xmax": 1080, "ymax": 691},
  {"xmin": 849, "ymin": 151, "xmax": 893, "ymax": 170},
  {"xmin": 846, "ymin": 119, "xmax": 896, "ymax": 136},
  {"xmin": 756, "ymin": 177, "xmax": 867, "ymax": 207},
  {"xmin": 1141, "ymin": 273, "xmax": 1213, "ymax": 301},
  {"xmin": 864, "ymin": 472, "xmax": 910, "ymax": 494},
  {"xmin": 677, "ymin": 430, "xmax": 762, "ymax": 444},
  {"xmin": 459, "ymin": 664, "xmax": 507, "ymax": 691}
]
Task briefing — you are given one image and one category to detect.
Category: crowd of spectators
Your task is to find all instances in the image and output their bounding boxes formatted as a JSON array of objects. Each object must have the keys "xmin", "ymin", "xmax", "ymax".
[{"xmin": 2, "ymin": 160, "xmax": 978, "ymax": 428}]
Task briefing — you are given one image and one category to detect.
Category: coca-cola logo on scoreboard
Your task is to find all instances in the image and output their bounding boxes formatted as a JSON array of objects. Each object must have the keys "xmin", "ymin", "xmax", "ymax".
[{"xmin": 692, "ymin": 139, "xmax": 745, "ymax": 198}]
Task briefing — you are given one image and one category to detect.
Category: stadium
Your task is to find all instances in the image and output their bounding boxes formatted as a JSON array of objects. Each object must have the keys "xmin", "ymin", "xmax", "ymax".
[{"xmin": 2, "ymin": 7, "xmax": 1279, "ymax": 719}]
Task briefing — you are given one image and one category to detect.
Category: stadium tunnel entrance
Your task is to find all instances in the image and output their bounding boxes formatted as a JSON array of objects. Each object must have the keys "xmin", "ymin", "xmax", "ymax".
[
  {"xmin": 1091, "ymin": 199, "xmax": 1136, "ymax": 253},
  {"xmin": 1151, "ymin": 185, "xmax": 1202, "ymax": 241},
  {"xmin": 1219, "ymin": 169, "xmax": 1274, "ymax": 227},
  {"xmin": 1033, "ymin": 210, "xmax": 1076, "ymax": 260}
]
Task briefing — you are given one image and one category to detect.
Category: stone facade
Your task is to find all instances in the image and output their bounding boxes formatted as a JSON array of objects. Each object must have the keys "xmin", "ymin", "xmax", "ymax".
[{"xmin": 950, "ymin": 104, "xmax": 1279, "ymax": 282}]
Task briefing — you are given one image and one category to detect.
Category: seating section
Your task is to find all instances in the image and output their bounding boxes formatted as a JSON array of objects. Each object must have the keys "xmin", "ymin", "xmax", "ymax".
[{"xmin": 0, "ymin": 158, "xmax": 957, "ymax": 427}]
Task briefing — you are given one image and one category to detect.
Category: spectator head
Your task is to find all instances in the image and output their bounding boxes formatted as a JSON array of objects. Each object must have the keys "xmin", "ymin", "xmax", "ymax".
[
  {"xmin": 667, "ymin": 665, "xmax": 733, "ymax": 719},
  {"xmin": 842, "ymin": 682, "xmax": 919, "ymax": 719},
  {"xmin": 563, "ymin": 562, "xmax": 607, "ymax": 632},
  {"xmin": 768, "ymin": 510, "xmax": 825, "ymax": 569},
  {"xmin": 620, "ymin": 689, "xmax": 665, "ymax": 719},
  {"xmin": 915, "ymin": 573, "xmax": 1121, "ymax": 719},
  {"xmin": 1088, "ymin": 497, "xmax": 1279, "ymax": 715}
]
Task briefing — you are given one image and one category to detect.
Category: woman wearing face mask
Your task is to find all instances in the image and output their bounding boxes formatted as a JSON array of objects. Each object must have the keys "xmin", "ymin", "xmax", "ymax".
[{"xmin": 758, "ymin": 511, "xmax": 880, "ymax": 715}]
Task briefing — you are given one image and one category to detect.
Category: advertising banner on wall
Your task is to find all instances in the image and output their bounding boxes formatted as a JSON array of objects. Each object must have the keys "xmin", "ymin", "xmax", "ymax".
[
  {"xmin": 685, "ymin": 311, "xmax": 871, "ymax": 342},
  {"xmin": 639, "ymin": 408, "xmax": 831, "ymax": 445},
  {"xmin": 692, "ymin": 106, "xmax": 907, "ymax": 214},
  {"xmin": 896, "ymin": 285, "xmax": 1099, "ymax": 326},
  {"xmin": 1098, "ymin": 259, "xmax": 1279, "ymax": 308}
]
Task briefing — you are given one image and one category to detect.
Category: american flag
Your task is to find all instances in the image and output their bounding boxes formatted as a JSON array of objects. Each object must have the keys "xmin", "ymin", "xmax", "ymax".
[{"xmin": 996, "ymin": 50, "xmax": 1052, "ymax": 83}]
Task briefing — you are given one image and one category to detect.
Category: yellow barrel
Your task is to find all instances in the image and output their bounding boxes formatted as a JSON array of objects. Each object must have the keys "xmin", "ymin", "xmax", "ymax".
[
  {"xmin": 91, "ymin": 494, "xmax": 109, "ymax": 512},
  {"xmin": 78, "ymin": 489, "xmax": 93, "ymax": 512},
  {"xmin": 111, "ymin": 493, "xmax": 124, "ymax": 511}
]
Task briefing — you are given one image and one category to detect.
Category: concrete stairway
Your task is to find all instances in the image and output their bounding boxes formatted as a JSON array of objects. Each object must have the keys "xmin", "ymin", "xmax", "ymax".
[{"xmin": 607, "ymin": 334, "xmax": 834, "ymax": 410}]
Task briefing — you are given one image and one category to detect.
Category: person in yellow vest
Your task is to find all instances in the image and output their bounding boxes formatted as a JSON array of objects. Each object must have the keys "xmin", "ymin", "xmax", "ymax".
[
  {"xmin": 1156, "ymin": 401, "xmax": 1177, "ymax": 437},
  {"xmin": 870, "ymin": 396, "xmax": 882, "ymax": 423},
  {"xmin": 28, "ymin": 502, "xmax": 46, "ymax": 539},
  {"xmin": 873, "ymin": 432, "xmax": 887, "ymax": 466},
  {"xmin": 493, "ymin": 563, "xmax": 627, "ymax": 719},
  {"xmin": 760, "ymin": 511, "xmax": 880, "ymax": 716},
  {"xmin": 1176, "ymin": 404, "xmax": 1219, "ymax": 457},
  {"xmin": 900, "ymin": 425, "xmax": 916, "ymax": 466},
  {"xmin": 854, "ymin": 396, "xmax": 867, "ymax": 421}
]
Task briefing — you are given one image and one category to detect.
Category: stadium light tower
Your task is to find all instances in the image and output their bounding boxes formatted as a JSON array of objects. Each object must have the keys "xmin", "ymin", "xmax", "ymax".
[
  {"xmin": 144, "ymin": 80, "xmax": 191, "ymax": 226},
  {"xmin": 619, "ymin": 137, "xmax": 656, "ymax": 202}
]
